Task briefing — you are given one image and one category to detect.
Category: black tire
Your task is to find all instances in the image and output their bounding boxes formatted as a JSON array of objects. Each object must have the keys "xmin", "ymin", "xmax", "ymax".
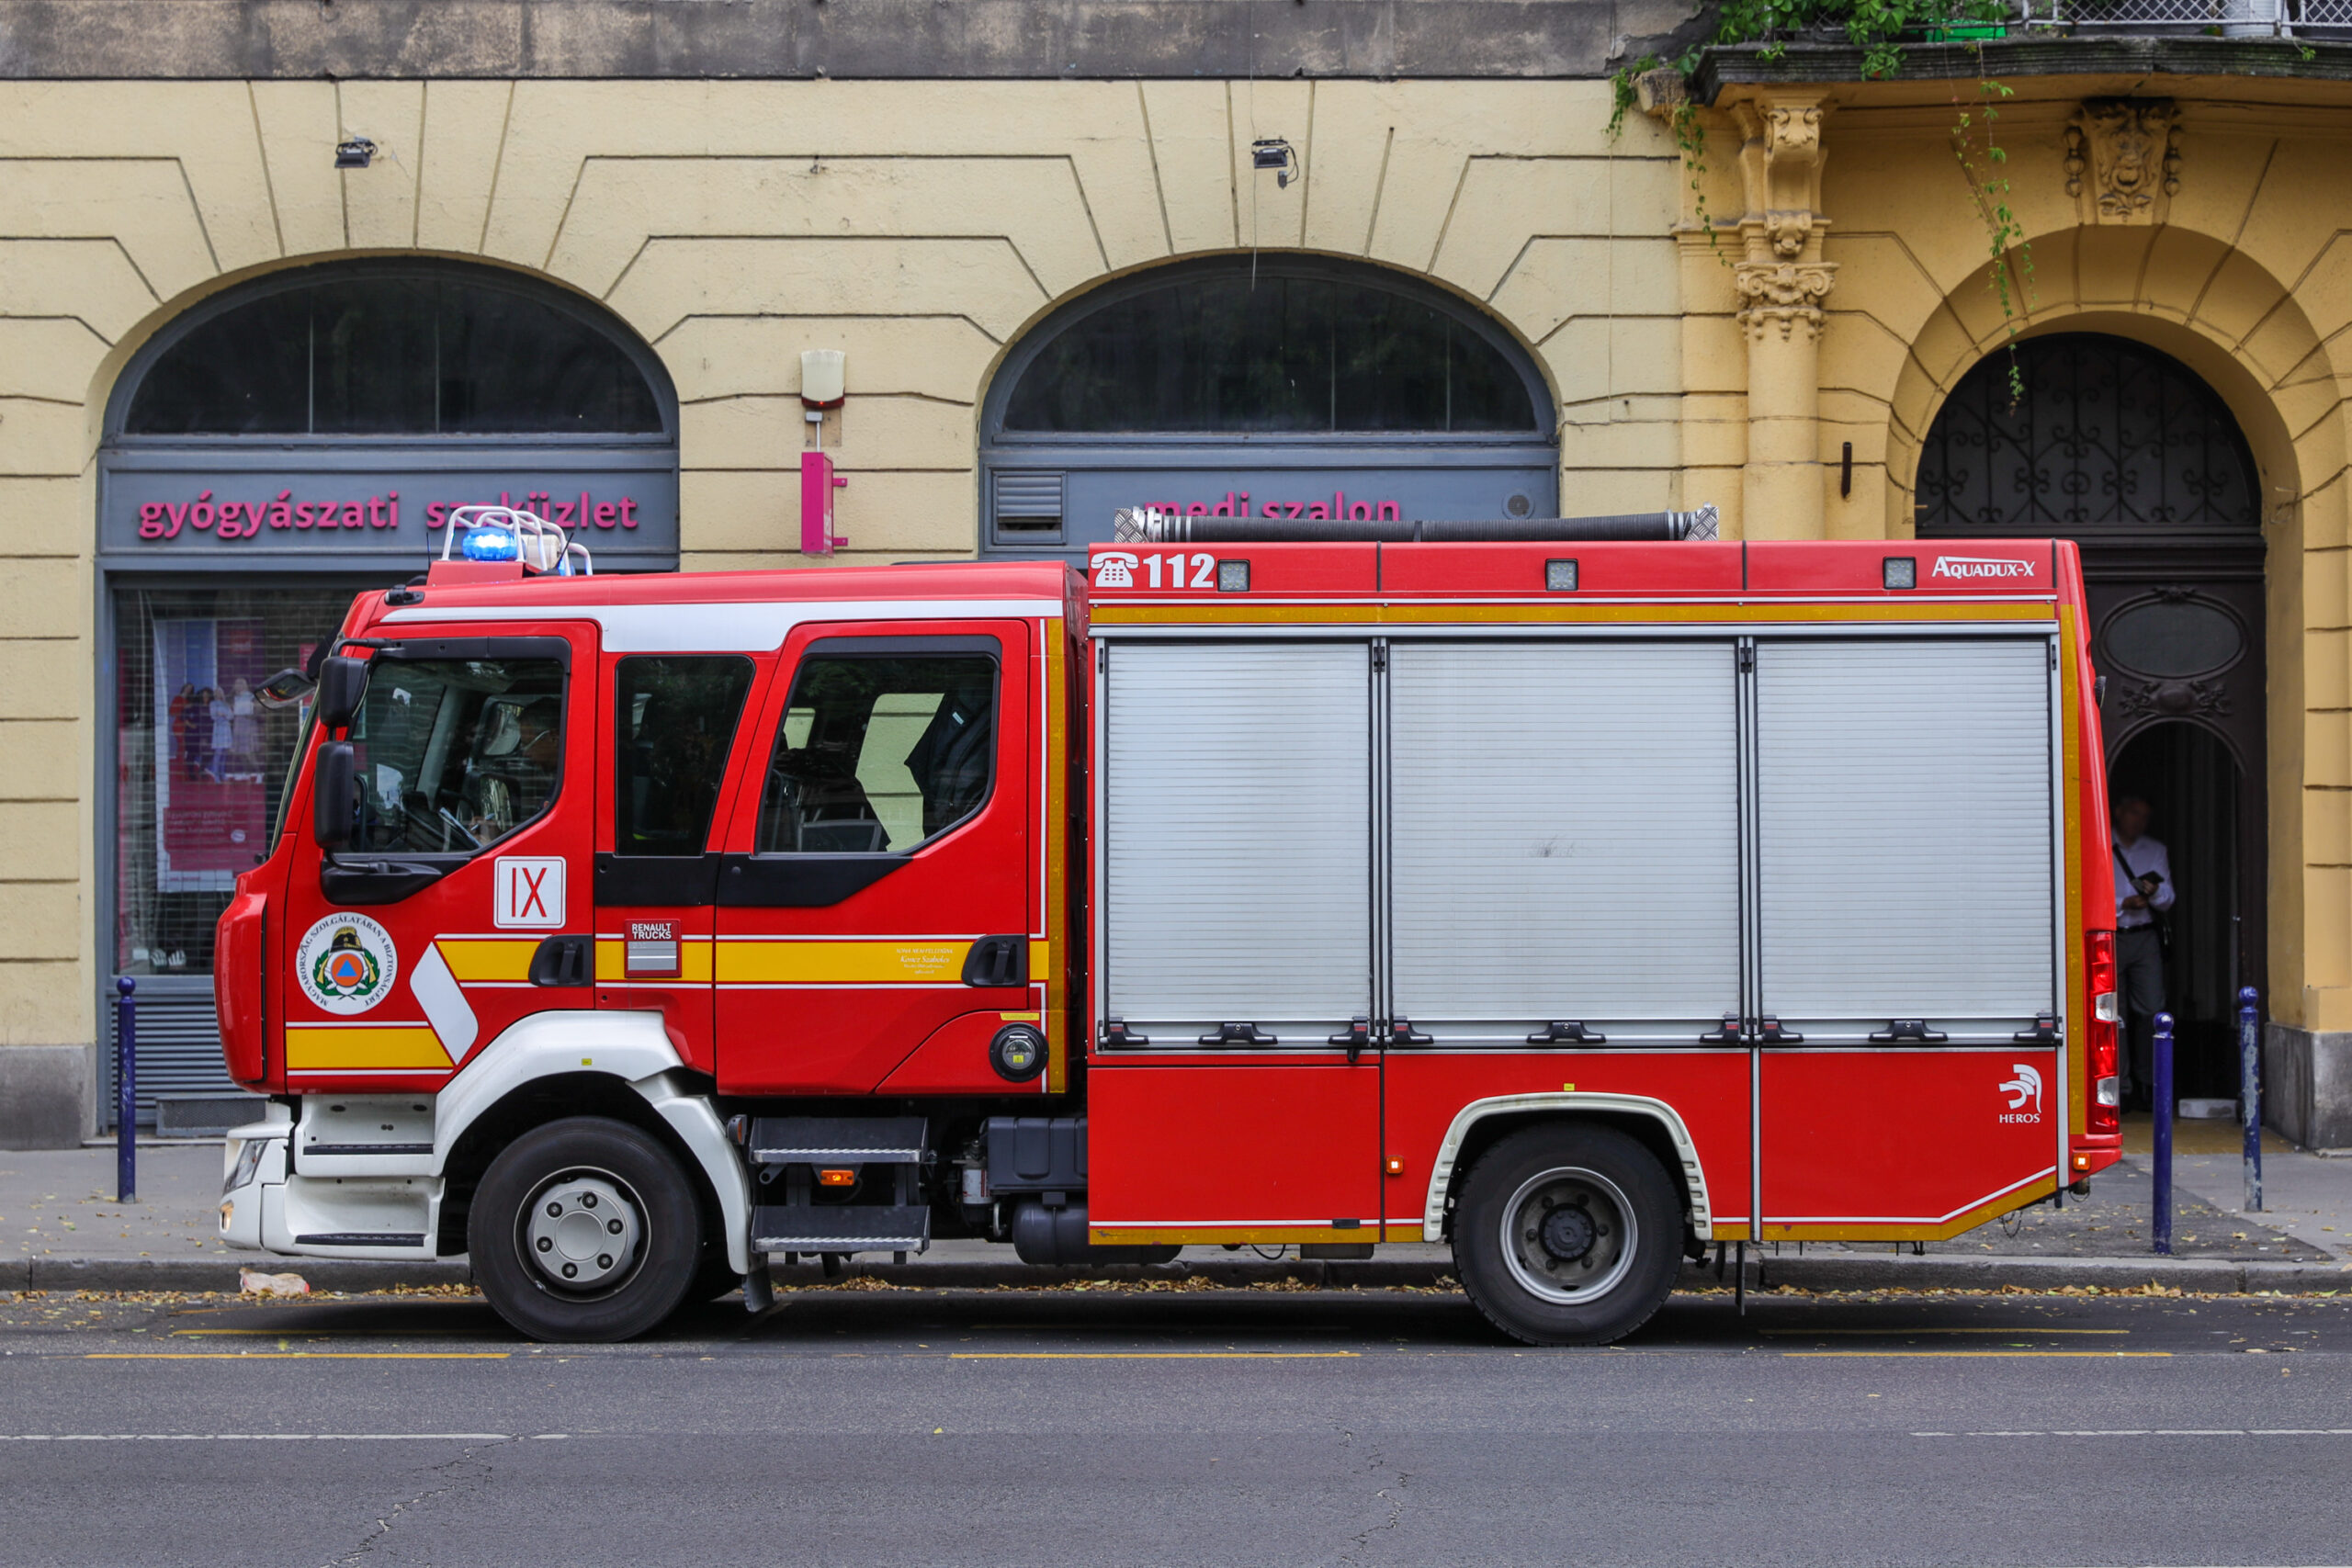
[
  {"xmin": 1451, "ymin": 1122, "xmax": 1679, "ymax": 1347},
  {"xmin": 468, "ymin": 1116, "xmax": 704, "ymax": 1342}
]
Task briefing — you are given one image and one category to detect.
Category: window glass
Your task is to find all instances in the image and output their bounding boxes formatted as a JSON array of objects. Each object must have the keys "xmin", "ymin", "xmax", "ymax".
[
  {"xmin": 756, "ymin": 650, "xmax": 998, "ymax": 854},
  {"xmin": 614, "ymin": 656, "xmax": 755, "ymax": 855},
  {"xmin": 347, "ymin": 657, "xmax": 567, "ymax": 853},
  {"xmin": 121, "ymin": 271, "xmax": 664, "ymax": 436},
  {"xmin": 1000, "ymin": 269, "xmax": 1537, "ymax": 434},
  {"xmin": 114, "ymin": 585, "xmax": 359, "ymax": 976}
]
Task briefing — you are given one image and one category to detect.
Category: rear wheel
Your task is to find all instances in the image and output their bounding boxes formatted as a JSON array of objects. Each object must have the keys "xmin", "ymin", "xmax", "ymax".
[
  {"xmin": 1452, "ymin": 1123, "xmax": 1679, "ymax": 1346},
  {"xmin": 469, "ymin": 1117, "xmax": 703, "ymax": 1342}
]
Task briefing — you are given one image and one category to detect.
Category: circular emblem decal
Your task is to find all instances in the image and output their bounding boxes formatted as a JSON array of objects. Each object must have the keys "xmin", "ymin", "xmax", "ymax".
[{"xmin": 295, "ymin": 913, "xmax": 399, "ymax": 1015}]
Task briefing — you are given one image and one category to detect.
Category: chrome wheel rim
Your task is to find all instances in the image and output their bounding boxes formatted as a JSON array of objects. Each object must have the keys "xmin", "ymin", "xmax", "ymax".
[
  {"xmin": 1498, "ymin": 1165, "xmax": 1637, "ymax": 1306},
  {"xmin": 518, "ymin": 1167, "xmax": 645, "ymax": 1299}
]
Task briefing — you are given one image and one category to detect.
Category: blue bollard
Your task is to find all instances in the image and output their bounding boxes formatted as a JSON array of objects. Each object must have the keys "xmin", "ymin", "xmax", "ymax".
[
  {"xmin": 2239, "ymin": 986, "xmax": 2263, "ymax": 1213},
  {"xmin": 115, "ymin": 976, "xmax": 136, "ymax": 1204},
  {"xmin": 2151, "ymin": 1010, "xmax": 2175, "ymax": 1256}
]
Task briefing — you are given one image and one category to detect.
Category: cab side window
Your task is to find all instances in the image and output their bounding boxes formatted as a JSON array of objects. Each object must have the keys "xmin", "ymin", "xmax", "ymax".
[
  {"xmin": 755, "ymin": 643, "xmax": 998, "ymax": 854},
  {"xmin": 614, "ymin": 656, "xmax": 755, "ymax": 856},
  {"xmin": 349, "ymin": 657, "xmax": 566, "ymax": 853}
]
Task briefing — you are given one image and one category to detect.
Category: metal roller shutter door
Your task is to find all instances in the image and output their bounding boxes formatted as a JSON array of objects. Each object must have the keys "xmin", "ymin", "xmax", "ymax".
[
  {"xmin": 1388, "ymin": 642, "xmax": 1742, "ymax": 1038},
  {"xmin": 1102, "ymin": 642, "xmax": 1372, "ymax": 1034},
  {"xmin": 1754, "ymin": 638, "xmax": 2055, "ymax": 1037}
]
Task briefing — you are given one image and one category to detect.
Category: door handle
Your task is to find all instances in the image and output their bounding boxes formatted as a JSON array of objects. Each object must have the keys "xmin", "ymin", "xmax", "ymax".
[
  {"xmin": 528, "ymin": 934, "xmax": 593, "ymax": 987},
  {"xmin": 961, "ymin": 934, "xmax": 1028, "ymax": 987}
]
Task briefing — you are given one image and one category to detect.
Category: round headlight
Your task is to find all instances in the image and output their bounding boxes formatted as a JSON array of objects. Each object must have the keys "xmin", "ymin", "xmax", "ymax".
[{"xmin": 989, "ymin": 1023, "xmax": 1047, "ymax": 1083}]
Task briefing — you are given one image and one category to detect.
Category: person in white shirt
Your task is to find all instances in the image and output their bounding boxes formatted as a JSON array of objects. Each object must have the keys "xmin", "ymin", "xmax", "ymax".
[{"xmin": 2113, "ymin": 794, "xmax": 2176, "ymax": 1107}]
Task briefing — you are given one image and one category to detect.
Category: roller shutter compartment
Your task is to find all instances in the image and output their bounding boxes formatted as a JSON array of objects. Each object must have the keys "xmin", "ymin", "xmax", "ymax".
[
  {"xmin": 1387, "ymin": 641, "xmax": 1741, "ymax": 1044},
  {"xmin": 1101, "ymin": 641, "xmax": 1372, "ymax": 1043},
  {"xmin": 1754, "ymin": 638, "xmax": 2056, "ymax": 1043}
]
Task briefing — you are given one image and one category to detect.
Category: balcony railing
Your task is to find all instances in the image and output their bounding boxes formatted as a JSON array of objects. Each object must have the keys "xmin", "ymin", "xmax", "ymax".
[{"xmin": 2010, "ymin": 0, "xmax": 2349, "ymax": 37}]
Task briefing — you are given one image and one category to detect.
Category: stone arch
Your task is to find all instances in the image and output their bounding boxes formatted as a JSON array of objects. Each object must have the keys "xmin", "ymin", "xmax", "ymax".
[{"xmin": 1880, "ymin": 226, "xmax": 2336, "ymax": 543}]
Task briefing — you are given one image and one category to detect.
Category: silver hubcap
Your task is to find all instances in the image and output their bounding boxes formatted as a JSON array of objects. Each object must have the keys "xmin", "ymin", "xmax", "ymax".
[
  {"xmin": 521, "ymin": 1169, "xmax": 643, "ymax": 1295},
  {"xmin": 1499, "ymin": 1165, "xmax": 1637, "ymax": 1306}
]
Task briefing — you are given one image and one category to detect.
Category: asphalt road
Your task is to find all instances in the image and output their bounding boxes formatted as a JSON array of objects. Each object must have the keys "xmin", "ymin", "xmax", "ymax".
[{"xmin": 2, "ymin": 1283, "xmax": 2347, "ymax": 1567}]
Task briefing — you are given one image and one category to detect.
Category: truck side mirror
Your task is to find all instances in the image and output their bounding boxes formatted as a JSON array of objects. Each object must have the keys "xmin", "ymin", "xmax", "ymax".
[
  {"xmin": 313, "ymin": 740, "xmax": 357, "ymax": 849},
  {"xmin": 315, "ymin": 655, "xmax": 369, "ymax": 732}
]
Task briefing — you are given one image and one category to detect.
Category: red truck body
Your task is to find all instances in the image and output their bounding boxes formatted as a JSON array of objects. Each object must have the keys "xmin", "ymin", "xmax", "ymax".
[{"xmin": 214, "ymin": 534, "xmax": 2120, "ymax": 1343}]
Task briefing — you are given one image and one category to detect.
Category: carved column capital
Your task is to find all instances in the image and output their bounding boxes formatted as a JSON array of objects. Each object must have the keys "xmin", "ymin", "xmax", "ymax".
[
  {"xmin": 1736, "ymin": 259, "xmax": 1839, "ymax": 342},
  {"xmin": 1730, "ymin": 93, "xmax": 1831, "ymax": 263},
  {"xmin": 2065, "ymin": 98, "xmax": 2180, "ymax": 226}
]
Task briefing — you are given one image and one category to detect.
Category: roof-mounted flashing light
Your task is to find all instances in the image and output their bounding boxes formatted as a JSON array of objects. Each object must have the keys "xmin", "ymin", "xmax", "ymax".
[{"xmin": 440, "ymin": 504, "xmax": 594, "ymax": 578}]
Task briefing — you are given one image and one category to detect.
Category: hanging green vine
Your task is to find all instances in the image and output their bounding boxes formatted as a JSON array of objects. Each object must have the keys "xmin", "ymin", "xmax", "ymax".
[{"xmin": 1611, "ymin": 1, "xmax": 2033, "ymax": 394}]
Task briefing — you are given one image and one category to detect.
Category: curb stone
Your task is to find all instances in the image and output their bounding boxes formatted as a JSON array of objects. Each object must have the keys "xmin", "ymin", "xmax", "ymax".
[{"xmin": 3, "ymin": 1252, "xmax": 2344, "ymax": 1298}]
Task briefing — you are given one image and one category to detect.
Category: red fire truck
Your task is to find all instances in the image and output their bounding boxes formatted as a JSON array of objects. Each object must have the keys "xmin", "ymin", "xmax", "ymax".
[{"xmin": 212, "ymin": 511, "xmax": 2123, "ymax": 1345}]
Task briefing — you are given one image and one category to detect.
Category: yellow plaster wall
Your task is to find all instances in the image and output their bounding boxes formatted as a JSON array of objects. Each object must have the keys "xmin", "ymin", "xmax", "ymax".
[{"xmin": 0, "ymin": 77, "xmax": 1681, "ymax": 1050}]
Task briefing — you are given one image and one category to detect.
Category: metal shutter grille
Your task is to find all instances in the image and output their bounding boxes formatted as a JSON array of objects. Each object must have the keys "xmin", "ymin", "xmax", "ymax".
[
  {"xmin": 1388, "ymin": 643, "xmax": 1741, "ymax": 1026},
  {"xmin": 992, "ymin": 471, "xmax": 1064, "ymax": 524},
  {"xmin": 103, "ymin": 990, "xmax": 239, "ymax": 1127},
  {"xmin": 1756, "ymin": 639, "xmax": 2053, "ymax": 1026},
  {"xmin": 1103, "ymin": 643, "xmax": 1371, "ymax": 1026}
]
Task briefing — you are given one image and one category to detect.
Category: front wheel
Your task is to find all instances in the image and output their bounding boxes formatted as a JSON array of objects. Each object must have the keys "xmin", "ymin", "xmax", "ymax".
[
  {"xmin": 469, "ymin": 1116, "xmax": 704, "ymax": 1342},
  {"xmin": 1452, "ymin": 1123, "xmax": 1679, "ymax": 1346}
]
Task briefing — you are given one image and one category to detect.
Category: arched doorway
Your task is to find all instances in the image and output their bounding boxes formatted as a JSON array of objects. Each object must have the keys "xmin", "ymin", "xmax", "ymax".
[
  {"xmin": 978, "ymin": 256, "xmax": 1558, "ymax": 555},
  {"xmin": 1917, "ymin": 332, "xmax": 2264, "ymax": 1102},
  {"xmin": 97, "ymin": 259, "xmax": 679, "ymax": 1125}
]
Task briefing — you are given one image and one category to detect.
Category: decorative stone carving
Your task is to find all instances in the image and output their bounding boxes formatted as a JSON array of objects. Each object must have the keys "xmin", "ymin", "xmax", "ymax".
[
  {"xmin": 1736, "ymin": 259, "xmax": 1838, "ymax": 341},
  {"xmin": 2065, "ymin": 100, "xmax": 2180, "ymax": 226},
  {"xmin": 1742, "ymin": 102, "xmax": 1827, "ymax": 259},
  {"xmin": 2110, "ymin": 676, "xmax": 2232, "ymax": 722}
]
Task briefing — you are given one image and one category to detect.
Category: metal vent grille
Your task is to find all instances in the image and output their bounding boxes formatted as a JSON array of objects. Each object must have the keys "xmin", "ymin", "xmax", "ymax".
[
  {"xmin": 991, "ymin": 471, "xmax": 1066, "ymax": 542},
  {"xmin": 104, "ymin": 988, "xmax": 240, "ymax": 1128}
]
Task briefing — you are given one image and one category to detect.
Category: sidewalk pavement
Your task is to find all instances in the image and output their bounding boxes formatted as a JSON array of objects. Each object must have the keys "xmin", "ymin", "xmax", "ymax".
[{"xmin": 4, "ymin": 1139, "xmax": 2347, "ymax": 1296}]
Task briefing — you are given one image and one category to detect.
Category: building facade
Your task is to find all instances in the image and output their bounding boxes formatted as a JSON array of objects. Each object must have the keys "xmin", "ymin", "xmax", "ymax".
[{"xmin": 0, "ymin": 0, "xmax": 2346, "ymax": 1146}]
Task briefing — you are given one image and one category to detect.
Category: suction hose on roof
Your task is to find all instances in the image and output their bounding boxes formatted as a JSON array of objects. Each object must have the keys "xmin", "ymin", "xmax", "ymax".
[{"xmin": 1113, "ymin": 504, "xmax": 1721, "ymax": 545}]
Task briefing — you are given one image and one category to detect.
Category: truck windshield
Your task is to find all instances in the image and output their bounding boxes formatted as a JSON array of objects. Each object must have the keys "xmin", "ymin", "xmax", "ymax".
[{"xmin": 348, "ymin": 656, "xmax": 567, "ymax": 853}]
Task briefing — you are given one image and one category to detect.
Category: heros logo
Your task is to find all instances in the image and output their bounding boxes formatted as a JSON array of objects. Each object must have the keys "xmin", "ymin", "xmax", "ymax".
[
  {"xmin": 294, "ymin": 913, "xmax": 399, "ymax": 1016},
  {"xmin": 1930, "ymin": 555, "xmax": 2037, "ymax": 581},
  {"xmin": 1997, "ymin": 1062, "xmax": 2044, "ymax": 1124}
]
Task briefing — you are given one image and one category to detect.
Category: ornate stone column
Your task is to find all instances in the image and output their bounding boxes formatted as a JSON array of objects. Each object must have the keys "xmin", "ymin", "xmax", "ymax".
[{"xmin": 1731, "ymin": 95, "xmax": 1836, "ymax": 540}]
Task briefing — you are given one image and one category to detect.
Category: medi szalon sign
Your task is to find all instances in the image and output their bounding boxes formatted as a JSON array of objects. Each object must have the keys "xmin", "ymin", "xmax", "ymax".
[{"xmin": 97, "ymin": 446, "xmax": 679, "ymax": 571}]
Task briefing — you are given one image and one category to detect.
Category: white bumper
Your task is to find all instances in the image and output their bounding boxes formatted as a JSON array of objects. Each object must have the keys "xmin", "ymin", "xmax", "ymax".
[{"xmin": 219, "ymin": 1118, "xmax": 447, "ymax": 1262}]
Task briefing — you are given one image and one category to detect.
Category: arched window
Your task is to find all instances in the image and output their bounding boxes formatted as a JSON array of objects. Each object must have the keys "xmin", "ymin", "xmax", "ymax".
[
  {"xmin": 116, "ymin": 263, "xmax": 667, "ymax": 438},
  {"xmin": 980, "ymin": 257, "xmax": 1556, "ymax": 553},
  {"xmin": 1000, "ymin": 266, "xmax": 1540, "ymax": 434},
  {"xmin": 1915, "ymin": 334, "xmax": 2256, "ymax": 534}
]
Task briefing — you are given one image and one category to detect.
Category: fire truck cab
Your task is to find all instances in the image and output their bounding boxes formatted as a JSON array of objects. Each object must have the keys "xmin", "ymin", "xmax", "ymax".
[{"xmin": 214, "ymin": 515, "xmax": 2121, "ymax": 1345}]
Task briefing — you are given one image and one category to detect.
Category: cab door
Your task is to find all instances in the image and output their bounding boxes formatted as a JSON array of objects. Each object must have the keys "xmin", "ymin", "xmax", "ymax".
[
  {"xmin": 711, "ymin": 622, "xmax": 1035, "ymax": 1094},
  {"xmin": 593, "ymin": 652, "xmax": 764, "ymax": 1071},
  {"xmin": 277, "ymin": 630, "xmax": 596, "ymax": 1089}
]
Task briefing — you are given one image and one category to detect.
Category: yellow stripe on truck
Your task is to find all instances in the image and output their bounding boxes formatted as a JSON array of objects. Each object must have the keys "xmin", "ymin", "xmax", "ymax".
[
  {"xmin": 284, "ymin": 1025, "xmax": 451, "ymax": 1070},
  {"xmin": 433, "ymin": 938, "xmax": 539, "ymax": 984},
  {"xmin": 716, "ymin": 939, "xmax": 972, "ymax": 985}
]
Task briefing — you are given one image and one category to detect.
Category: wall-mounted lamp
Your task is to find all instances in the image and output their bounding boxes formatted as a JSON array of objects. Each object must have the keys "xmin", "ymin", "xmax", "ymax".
[
  {"xmin": 1250, "ymin": 138, "xmax": 1298, "ymax": 189},
  {"xmin": 800, "ymin": 349, "xmax": 846, "ymax": 431},
  {"xmin": 334, "ymin": 136, "xmax": 378, "ymax": 170}
]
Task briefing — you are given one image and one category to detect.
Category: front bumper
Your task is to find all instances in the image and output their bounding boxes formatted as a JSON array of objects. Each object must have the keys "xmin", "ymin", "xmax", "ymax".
[{"xmin": 218, "ymin": 1122, "xmax": 447, "ymax": 1261}]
